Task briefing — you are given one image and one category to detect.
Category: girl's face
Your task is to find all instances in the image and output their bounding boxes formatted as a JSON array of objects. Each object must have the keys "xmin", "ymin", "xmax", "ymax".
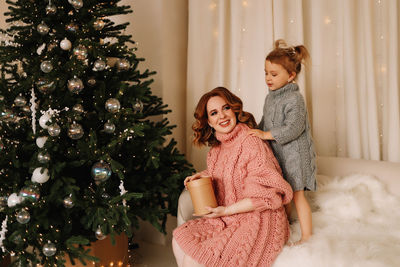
[
  {"xmin": 207, "ymin": 96, "xmax": 237, "ymax": 134},
  {"xmin": 264, "ymin": 60, "xmax": 296, "ymax": 91}
]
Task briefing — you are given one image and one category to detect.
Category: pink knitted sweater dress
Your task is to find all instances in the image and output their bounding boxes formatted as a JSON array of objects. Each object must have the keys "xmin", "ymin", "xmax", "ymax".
[{"xmin": 173, "ymin": 123, "xmax": 293, "ymax": 267}]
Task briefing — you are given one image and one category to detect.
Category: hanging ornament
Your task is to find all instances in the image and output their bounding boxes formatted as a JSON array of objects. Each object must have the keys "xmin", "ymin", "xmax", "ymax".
[
  {"xmin": 36, "ymin": 136, "xmax": 48, "ymax": 148},
  {"xmin": 105, "ymin": 98, "xmax": 120, "ymax": 113},
  {"xmin": 39, "ymin": 113, "xmax": 51, "ymax": 129},
  {"xmin": 0, "ymin": 109, "xmax": 15, "ymax": 122},
  {"xmin": 69, "ymin": 0, "xmax": 83, "ymax": 10},
  {"xmin": 31, "ymin": 167, "xmax": 50, "ymax": 184},
  {"xmin": 87, "ymin": 77, "xmax": 97, "ymax": 87},
  {"xmin": 67, "ymin": 122, "xmax": 84, "ymax": 140},
  {"xmin": 0, "ymin": 95, "xmax": 4, "ymax": 101},
  {"xmin": 133, "ymin": 99, "xmax": 144, "ymax": 113},
  {"xmin": 19, "ymin": 185, "xmax": 40, "ymax": 202},
  {"xmin": 103, "ymin": 121, "xmax": 115, "ymax": 134},
  {"xmin": 72, "ymin": 45, "xmax": 88, "ymax": 60},
  {"xmin": 37, "ymin": 151, "xmax": 51, "ymax": 163},
  {"xmin": 0, "ymin": 140, "xmax": 4, "ymax": 151},
  {"xmin": 93, "ymin": 19, "xmax": 105, "ymax": 30},
  {"xmin": 72, "ymin": 103, "xmax": 84, "ymax": 114},
  {"xmin": 68, "ymin": 77, "xmax": 84, "ymax": 94},
  {"xmin": 16, "ymin": 209, "xmax": 30, "ymax": 224},
  {"xmin": 48, "ymin": 123, "xmax": 61, "ymax": 137},
  {"xmin": 95, "ymin": 226, "xmax": 106, "ymax": 240},
  {"xmin": 46, "ymin": 3, "xmax": 57, "ymax": 15},
  {"xmin": 116, "ymin": 58, "xmax": 130, "ymax": 71},
  {"xmin": 60, "ymin": 38, "xmax": 72, "ymax": 50},
  {"xmin": 63, "ymin": 195, "xmax": 74, "ymax": 208},
  {"xmin": 91, "ymin": 161, "xmax": 112, "ymax": 184},
  {"xmin": 92, "ymin": 59, "xmax": 106, "ymax": 71},
  {"xmin": 14, "ymin": 95, "xmax": 27, "ymax": 107},
  {"xmin": 37, "ymin": 22, "xmax": 49, "ymax": 35},
  {"xmin": 43, "ymin": 241, "xmax": 57, "ymax": 257},
  {"xmin": 7, "ymin": 193, "xmax": 23, "ymax": 207},
  {"xmin": 35, "ymin": 78, "xmax": 56, "ymax": 94},
  {"xmin": 65, "ymin": 22, "xmax": 79, "ymax": 33},
  {"xmin": 40, "ymin": 60, "xmax": 53, "ymax": 73}
]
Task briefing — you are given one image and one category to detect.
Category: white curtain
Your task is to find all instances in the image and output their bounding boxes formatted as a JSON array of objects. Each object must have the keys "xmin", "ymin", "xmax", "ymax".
[{"xmin": 186, "ymin": 0, "xmax": 400, "ymax": 171}]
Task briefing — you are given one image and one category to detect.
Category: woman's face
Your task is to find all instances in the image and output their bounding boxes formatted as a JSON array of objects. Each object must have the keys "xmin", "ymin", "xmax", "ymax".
[{"xmin": 206, "ymin": 96, "xmax": 237, "ymax": 134}]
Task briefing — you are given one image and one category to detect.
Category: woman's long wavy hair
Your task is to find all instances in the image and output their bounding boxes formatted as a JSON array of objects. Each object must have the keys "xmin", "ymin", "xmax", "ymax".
[{"xmin": 192, "ymin": 87, "xmax": 257, "ymax": 147}]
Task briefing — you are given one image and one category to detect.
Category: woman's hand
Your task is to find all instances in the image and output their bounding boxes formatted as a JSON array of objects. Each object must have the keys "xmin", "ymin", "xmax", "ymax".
[
  {"xmin": 248, "ymin": 129, "xmax": 274, "ymax": 140},
  {"xmin": 203, "ymin": 206, "xmax": 229, "ymax": 218},
  {"xmin": 184, "ymin": 173, "xmax": 203, "ymax": 188}
]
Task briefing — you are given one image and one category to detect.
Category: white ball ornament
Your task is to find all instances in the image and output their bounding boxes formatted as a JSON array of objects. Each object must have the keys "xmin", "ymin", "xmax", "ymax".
[
  {"xmin": 39, "ymin": 113, "xmax": 51, "ymax": 129},
  {"xmin": 36, "ymin": 136, "xmax": 48, "ymax": 148},
  {"xmin": 7, "ymin": 193, "xmax": 23, "ymax": 207},
  {"xmin": 60, "ymin": 38, "xmax": 72, "ymax": 50},
  {"xmin": 31, "ymin": 168, "xmax": 50, "ymax": 184}
]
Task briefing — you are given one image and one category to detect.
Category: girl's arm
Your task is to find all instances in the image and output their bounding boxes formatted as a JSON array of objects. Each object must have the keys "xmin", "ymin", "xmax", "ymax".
[{"xmin": 248, "ymin": 129, "xmax": 274, "ymax": 140}]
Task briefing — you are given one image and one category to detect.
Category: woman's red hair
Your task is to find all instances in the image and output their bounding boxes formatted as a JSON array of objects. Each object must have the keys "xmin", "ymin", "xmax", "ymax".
[{"xmin": 192, "ymin": 87, "xmax": 257, "ymax": 147}]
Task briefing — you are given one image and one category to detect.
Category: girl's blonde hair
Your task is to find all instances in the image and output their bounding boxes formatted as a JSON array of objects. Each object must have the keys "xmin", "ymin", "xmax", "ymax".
[{"xmin": 266, "ymin": 39, "xmax": 310, "ymax": 78}]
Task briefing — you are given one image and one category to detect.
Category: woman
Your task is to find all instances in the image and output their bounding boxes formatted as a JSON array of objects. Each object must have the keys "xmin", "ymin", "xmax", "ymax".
[{"xmin": 172, "ymin": 87, "xmax": 293, "ymax": 267}]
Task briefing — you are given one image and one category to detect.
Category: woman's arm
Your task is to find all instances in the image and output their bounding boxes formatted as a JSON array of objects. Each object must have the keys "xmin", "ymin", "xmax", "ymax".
[{"xmin": 203, "ymin": 198, "xmax": 255, "ymax": 218}]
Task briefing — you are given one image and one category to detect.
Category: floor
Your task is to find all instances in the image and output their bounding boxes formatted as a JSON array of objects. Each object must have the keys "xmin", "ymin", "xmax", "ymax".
[{"xmin": 132, "ymin": 240, "xmax": 177, "ymax": 267}]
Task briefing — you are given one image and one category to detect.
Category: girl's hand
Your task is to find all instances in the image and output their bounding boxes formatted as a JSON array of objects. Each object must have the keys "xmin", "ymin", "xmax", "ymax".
[
  {"xmin": 184, "ymin": 173, "xmax": 203, "ymax": 188},
  {"xmin": 248, "ymin": 129, "xmax": 268, "ymax": 140},
  {"xmin": 203, "ymin": 206, "xmax": 229, "ymax": 218}
]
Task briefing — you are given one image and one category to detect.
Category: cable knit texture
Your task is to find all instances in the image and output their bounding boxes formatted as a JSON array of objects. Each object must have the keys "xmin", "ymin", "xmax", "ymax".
[
  {"xmin": 258, "ymin": 83, "xmax": 317, "ymax": 191},
  {"xmin": 173, "ymin": 123, "xmax": 293, "ymax": 267}
]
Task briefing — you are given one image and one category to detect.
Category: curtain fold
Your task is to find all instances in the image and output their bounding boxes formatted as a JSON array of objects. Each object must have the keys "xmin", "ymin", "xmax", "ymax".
[{"xmin": 187, "ymin": 0, "xmax": 400, "ymax": 171}]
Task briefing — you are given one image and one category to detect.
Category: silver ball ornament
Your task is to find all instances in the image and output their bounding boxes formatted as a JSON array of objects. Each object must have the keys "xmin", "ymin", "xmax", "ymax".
[
  {"xmin": 91, "ymin": 161, "xmax": 112, "ymax": 183},
  {"xmin": 37, "ymin": 151, "xmax": 51, "ymax": 163},
  {"xmin": 40, "ymin": 60, "xmax": 53, "ymax": 73},
  {"xmin": 14, "ymin": 95, "xmax": 27, "ymax": 107},
  {"xmin": 93, "ymin": 59, "xmax": 106, "ymax": 71},
  {"xmin": 69, "ymin": 0, "xmax": 83, "ymax": 10},
  {"xmin": 37, "ymin": 22, "xmax": 49, "ymax": 35},
  {"xmin": 73, "ymin": 45, "xmax": 88, "ymax": 60},
  {"xmin": 63, "ymin": 195, "xmax": 74, "ymax": 208},
  {"xmin": 22, "ymin": 106, "xmax": 31, "ymax": 113},
  {"xmin": 16, "ymin": 209, "xmax": 30, "ymax": 224},
  {"xmin": 116, "ymin": 58, "xmax": 130, "ymax": 71},
  {"xmin": 19, "ymin": 185, "xmax": 40, "ymax": 202},
  {"xmin": 103, "ymin": 122, "xmax": 115, "ymax": 134},
  {"xmin": 133, "ymin": 99, "xmax": 144, "ymax": 113},
  {"xmin": 35, "ymin": 78, "xmax": 56, "ymax": 94},
  {"xmin": 72, "ymin": 104, "xmax": 84, "ymax": 114},
  {"xmin": 95, "ymin": 227, "xmax": 106, "ymax": 240},
  {"xmin": 68, "ymin": 123, "xmax": 84, "ymax": 140},
  {"xmin": 93, "ymin": 19, "xmax": 105, "ymax": 30},
  {"xmin": 60, "ymin": 38, "xmax": 72, "ymax": 50},
  {"xmin": 48, "ymin": 123, "xmax": 61, "ymax": 137},
  {"xmin": 43, "ymin": 241, "xmax": 57, "ymax": 257},
  {"xmin": 68, "ymin": 77, "xmax": 84, "ymax": 94},
  {"xmin": 105, "ymin": 98, "xmax": 121, "ymax": 113},
  {"xmin": 46, "ymin": 4, "xmax": 57, "ymax": 15}
]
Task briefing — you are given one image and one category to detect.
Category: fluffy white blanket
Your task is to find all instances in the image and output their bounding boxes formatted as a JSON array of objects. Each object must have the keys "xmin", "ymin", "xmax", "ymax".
[{"xmin": 273, "ymin": 174, "xmax": 400, "ymax": 267}]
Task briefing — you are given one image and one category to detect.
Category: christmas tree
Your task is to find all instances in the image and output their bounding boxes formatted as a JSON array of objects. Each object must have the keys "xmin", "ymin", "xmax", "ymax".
[{"xmin": 0, "ymin": 0, "xmax": 193, "ymax": 266}]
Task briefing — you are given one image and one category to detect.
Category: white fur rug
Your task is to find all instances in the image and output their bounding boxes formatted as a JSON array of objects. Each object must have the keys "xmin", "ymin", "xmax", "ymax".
[{"xmin": 273, "ymin": 174, "xmax": 400, "ymax": 267}]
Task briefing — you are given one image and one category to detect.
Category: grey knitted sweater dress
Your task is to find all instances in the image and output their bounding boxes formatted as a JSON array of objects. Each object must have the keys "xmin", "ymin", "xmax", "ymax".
[{"xmin": 259, "ymin": 83, "xmax": 316, "ymax": 191}]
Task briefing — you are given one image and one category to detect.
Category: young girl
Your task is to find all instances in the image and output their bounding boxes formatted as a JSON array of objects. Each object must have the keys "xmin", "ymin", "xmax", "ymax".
[{"xmin": 248, "ymin": 40, "xmax": 316, "ymax": 245}]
